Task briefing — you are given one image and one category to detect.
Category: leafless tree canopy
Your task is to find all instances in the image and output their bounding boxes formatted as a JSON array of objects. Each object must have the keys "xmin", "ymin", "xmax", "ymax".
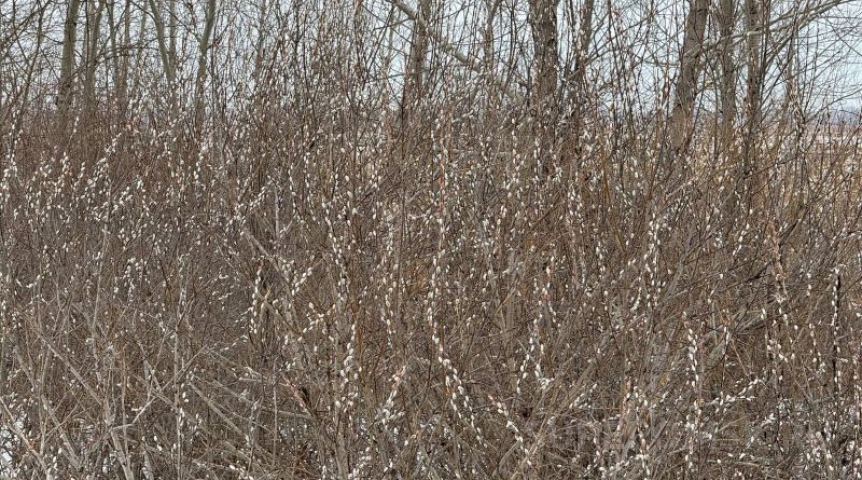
[{"xmin": 3, "ymin": 0, "xmax": 862, "ymax": 478}]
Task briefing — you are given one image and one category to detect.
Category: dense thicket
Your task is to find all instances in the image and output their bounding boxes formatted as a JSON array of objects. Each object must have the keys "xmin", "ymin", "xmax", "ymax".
[{"xmin": 2, "ymin": 0, "xmax": 862, "ymax": 478}]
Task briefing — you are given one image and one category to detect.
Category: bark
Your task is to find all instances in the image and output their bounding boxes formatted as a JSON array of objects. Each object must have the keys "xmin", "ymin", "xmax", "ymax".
[
  {"xmin": 58, "ymin": 0, "xmax": 83, "ymax": 130},
  {"xmin": 106, "ymin": 0, "xmax": 119, "ymax": 99},
  {"xmin": 131, "ymin": 0, "xmax": 149, "ymax": 97},
  {"xmin": 148, "ymin": 0, "xmax": 176, "ymax": 85},
  {"xmin": 483, "ymin": 0, "xmax": 502, "ymax": 98},
  {"xmin": 529, "ymin": 0, "xmax": 559, "ymax": 162},
  {"xmin": 716, "ymin": 0, "xmax": 736, "ymax": 150},
  {"xmin": 668, "ymin": 0, "xmax": 710, "ymax": 152},
  {"xmin": 742, "ymin": 0, "xmax": 767, "ymax": 180},
  {"xmin": 783, "ymin": 22, "xmax": 805, "ymax": 139},
  {"xmin": 195, "ymin": 0, "xmax": 219, "ymax": 121},
  {"xmin": 401, "ymin": 0, "xmax": 432, "ymax": 125},
  {"xmin": 83, "ymin": 0, "xmax": 105, "ymax": 112},
  {"xmin": 168, "ymin": 0, "xmax": 178, "ymax": 68},
  {"xmin": 569, "ymin": 0, "xmax": 594, "ymax": 145}
]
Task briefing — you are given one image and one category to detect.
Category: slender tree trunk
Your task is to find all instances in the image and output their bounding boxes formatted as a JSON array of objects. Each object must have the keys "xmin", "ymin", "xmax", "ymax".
[
  {"xmin": 195, "ymin": 0, "xmax": 219, "ymax": 123},
  {"xmin": 252, "ymin": 0, "xmax": 269, "ymax": 83},
  {"xmin": 401, "ymin": 0, "xmax": 432, "ymax": 127},
  {"xmin": 569, "ymin": 0, "xmax": 594, "ymax": 152},
  {"xmin": 668, "ymin": 0, "xmax": 709, "ymax": 152},
  {"xmin": 107, "ymin": 0, "xmax": 119, "ymax": 100},
  {"xmin": 58, "ymin": 0, "xmax": 83, "ymax": 131},
  {"xmin": 529, "ymin": 0, "xmax": 559, "ymax": 173},
  {"xmin": 783, "ymin": 20, "xmax": 804, "ymax": 142},
  {"xmin": 742, "ymin": 0, "xmax": 767, "ymax": 184},
  {"xmin": 83, "ymin": 0, "xmax": 105, "ymax": 114},
  {"xmin": 716, "ymin": 0, "xmax": 736, "ymax": 150},
  {"xmin": 115, "ymin": 0, "xmax": 133, "ymax": 107},
  {"xmin": 573, "ymin": 0, "xmax": 594, "ymax": 106},
  {"xmin": 131, "ymin": 0, "xmax": 149, "ymax": 99},
  {"xmin": 483, "ymin": 0, "xmax": 502, "ymax": 100},
  {"xmin": 379, "ymin": 5, "xmax": 398, "ymax": 118},
  {"xmin": 148, "ymin": 0, "xmax": 176, "ymax": 86},
  {"xmin": 168, "ymin": 0, "xmax": 177, "ymax": 68}
]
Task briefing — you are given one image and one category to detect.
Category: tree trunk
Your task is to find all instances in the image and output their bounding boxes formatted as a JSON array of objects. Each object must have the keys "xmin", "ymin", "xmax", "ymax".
[
  {"xmin": 528, "ymin": 0, "xmax": 559, "ymax": 174},
  {"xmin": 58, "ymin": 0, "xmax": 82, "ymax": 131},
  {"xmin": 148, "ymin": 0, "xmax": 176, "ymax": 86},
  {"xmin": 106, "ymin": 0, "xmax": 120, "ymax": 103},
  {"xmin": 483, "ymin": 0, "xmax": 502, "ymax": 102},
  {"xmin": 668, "ymin": 0, "xmax": 709, "ymax": 152},
  {"xmin": 195, "ymin": 0, "xmax": 219, "ymax": 123},
  {"xmin": 401, "ymin": 0, "xmax": 432, "ymax": 127},
  {"xmin": 716, "ymin": 0, "xmax": 736, "ymax": 150},
  {"xmin": 115, "ymin": 0, "xmax": 133, "ymax": 107},
  {"xmin": 573, "ymin": 0, "xmax": 594, "ymax": 111},
  {"xmin": 83, "ymin": 0, "xmax": 105, "ymax": 114},
  {"xmin": 742, "ymin": 0, "xmax": 767, "ymax": 184},
  {"xmin": 168, "ymin": 0, "xmax": 178, "ymax": 69},
  {"xmin": 568, "ymin": 0, "xmax": 594, "ymax": 157}
]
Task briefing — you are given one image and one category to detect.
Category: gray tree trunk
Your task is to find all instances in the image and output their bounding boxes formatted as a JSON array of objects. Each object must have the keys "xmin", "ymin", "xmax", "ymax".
[
  {"xmin": 402, "ymin": 0, "xmax": 433, "ymax": 127},
  {"xmin": 195, "ymin": 0, "xmax": 219, "ymax": 123},
  {"xmin": 148, "ymin": 0, "xmax": 176, "ymax": 86},
  {"xmin": 668, "ymin": 0, "xmax": 710, "ymax": 152},
  {"xmin": 58, "ymin": 0, "xmax": 83, "ymax": 131},
  {"xmin": 529, "ymin": 0, "xmax": 559, "ymax": 167},
  {"xmin": 83, "ymin": 0, "xmax": 105, "ymax": 113},
  {"xmin": 742, "ymin": 0, "xmax": 767, "ymax": 184},
  {"xmin": 717, "ymin": 0, "xmax": 737, "ymax": 150},
  {"xmin": 569, "ymin": 0, "xmax": 594, "ymax": 155}
]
